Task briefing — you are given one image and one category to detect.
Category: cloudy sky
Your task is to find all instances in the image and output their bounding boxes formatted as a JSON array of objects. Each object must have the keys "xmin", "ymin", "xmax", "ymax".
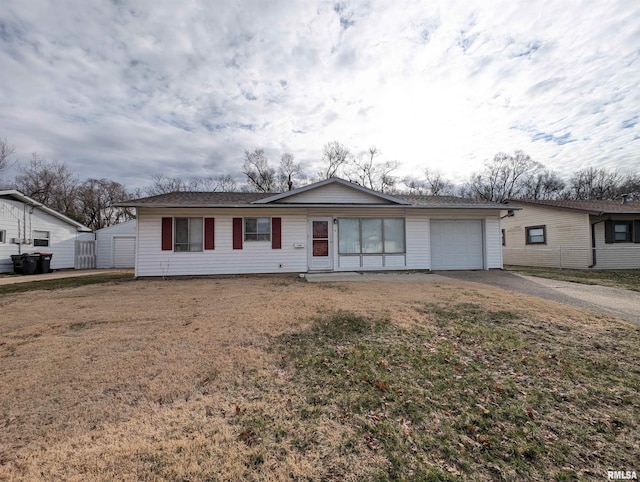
[{"xmin": 0, "ymin": 0, "xmax": 638, "ymax": 189}]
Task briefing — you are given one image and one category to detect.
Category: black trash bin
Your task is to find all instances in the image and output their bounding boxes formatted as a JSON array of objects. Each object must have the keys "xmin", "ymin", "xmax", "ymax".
[
  {"xmin": 10, "ymin": 254, "xmax": 23, "ymax": 274},
  {"xmin": 36, "ymin": 252, "xmax": 53, "ymax": 274},
  {"xmin": 11, "ymin": 253, "xmax": 38, "ymax": 275}
]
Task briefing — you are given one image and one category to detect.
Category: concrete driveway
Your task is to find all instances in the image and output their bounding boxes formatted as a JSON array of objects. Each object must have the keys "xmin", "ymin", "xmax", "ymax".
[{"xmin": 440, "ymin": 270, "xmax": 640, "ymax": 325}]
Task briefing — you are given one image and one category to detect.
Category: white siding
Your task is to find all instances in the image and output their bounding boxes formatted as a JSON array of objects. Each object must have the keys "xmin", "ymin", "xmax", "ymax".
[
  {"xmin": 276, "ymin": 183, "xmax": 392, "ymax": 204},
  {"xmin": 405, "ymin": 214, "xmax": 430, "ymax": 270},
  {"xmin": 502, "ymin": 204, "xmax": 591, "ymax": 269},
  {"xmin": 135, "ymin": 207, "xmax": 504, "ymax": 276},
  {"xmin": 0, "ymin": 197, "xmax": 82, "ymax": 273},
  {"xmin": 593, "ymin": 221, "xmax": 640, "ymax": 269},
  {"xmin": 96, "ymin": 220, "xmax": 136, "ymax": 268},
  {"xmin": 136, "ymin": 208, "xmax": 308, "ymax": 277},
  {"xmin": 485, "ymin": 218, "xmax": 503, "ymax": 268}
]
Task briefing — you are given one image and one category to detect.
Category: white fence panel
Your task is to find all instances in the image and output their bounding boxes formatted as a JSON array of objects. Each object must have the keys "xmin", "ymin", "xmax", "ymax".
[{"xmin": 75, "ymin": 240, "xmax": 96, "ymax": 270}]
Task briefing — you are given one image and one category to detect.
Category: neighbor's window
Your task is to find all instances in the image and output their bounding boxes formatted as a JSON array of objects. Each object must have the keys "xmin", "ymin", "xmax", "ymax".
[
  {"xmin": 338, "ymin": 218, "xmax": 405, "ymax": 254},
  {"xmin": 174, "ymin": 218, "xmax": 203, "ymax": 252},
  {"xmin": 245, "ymin": 217, "xmax": 271, "ymax": 241},
  {"xmin": 613, "ymin": 221, "xmax": 632, "ymax": 242},
  {"xmin": 526, "ymin": 225, "xmax": 546, "ymax": 245},
  {"xmin": 33, "ymin": 230, "xmax": 50, "ymax": 247},
  {"xmin": 0, "ymin": 230, "xmax": 5, "ymax": 243}
]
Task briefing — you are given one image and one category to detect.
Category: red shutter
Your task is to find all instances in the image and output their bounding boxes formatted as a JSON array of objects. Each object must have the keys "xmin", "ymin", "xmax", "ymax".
[
  {"xmin": 233, "ymin": 218, "xmax": 243, "ymax": 249},
  {"xmin": 272, "ymin": 217, "xmax": 282, "ymax": 249},
  {"xmin": 204, "ymin": 218, "xmax": 215, "ymax": 250},
  {"xmin": 161, "ymin": 217, "xmax": 173, "ymax": 251}
]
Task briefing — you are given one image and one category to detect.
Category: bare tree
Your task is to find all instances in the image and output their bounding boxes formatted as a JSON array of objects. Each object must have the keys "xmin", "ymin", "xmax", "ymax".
[
  {"xmin": 146, "ymin": 174, "xmax": 187, "ymax": 195},
  {"xmin": 213, "ymin": 174, "xmax": 237, "ymax": 192},
  {"xmin": 278, "ymin": 152, "xmax": 304, "ymax": 191},
  {"xmin": 569, "ymin": 167, "xmax": 623, "ymax": 200},
  {"xmin": 76, "ymin": 178, "xmax": 133, "ymax": 230},
  {"xmin": 466, "ymin": 151, "xmax": 544, "ymax": 202},
  {"xmin": 145, "ymin": 173, "xmax": 237, "ymax": 195},
  {"xmin": 242, "ymin": 149, "xmax": 277, "ymax": 192},
  {"xmin": 523, "ymin": 170, "xmax": 565, "ymax": 199},
  {"xmin": 402, "ymin": 176, "xmax": 428, "ymax": 195},
  {"xmin": 619, "ymin": 173, "xmax": 640, "ymax": 200},
  {"xmin": 347, "ymin": 146, "xmax": 399, "ymax": 192},
  {"xmin": 0, "ymin": 137, "xmax": 16, "ymax": 182},
  {"xmin": 423, "ymin": 168, "xmax": 454, "ymax": 196},
  {"xmin": 13, "ymin": 154, "xmax": 79, "ymax": 218},
  {"xmin": 320, "ymin": 141, "xmax": 350, "ymax": 179}
]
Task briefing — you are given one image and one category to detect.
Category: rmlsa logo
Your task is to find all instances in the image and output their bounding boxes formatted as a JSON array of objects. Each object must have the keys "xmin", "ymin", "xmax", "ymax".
[{"xmin": 608, "ymin": 471, "xmax": 638, "ymax": 480}]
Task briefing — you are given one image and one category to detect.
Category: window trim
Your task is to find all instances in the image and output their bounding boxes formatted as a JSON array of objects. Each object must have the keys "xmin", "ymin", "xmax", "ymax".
[
  {"xmin": 244, "ymin": 217, "xmax": 271, "ymax": 242},
  {"xmin": 525, "ymin": 225, "xmax": 546, "ymax": 245},
  {"xmin": 173, "ymin": 217, "xmax": 203, "ymax": 252},
  {"xmin": 33, "ymin": 230, "xmax": 50, "ymax": 247},
  {"xmin": 612, "ymin": 221, "xmax": 633, "ymax": 243},
  {"xmin": 338, "ymin": 217, "xmax": 406, "ymax": 255}
]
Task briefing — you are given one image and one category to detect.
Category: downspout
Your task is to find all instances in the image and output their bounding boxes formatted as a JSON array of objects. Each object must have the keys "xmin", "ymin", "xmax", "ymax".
[{"xmin": 589, "ymin": 218, "xmax": 605, "ymax": 268}]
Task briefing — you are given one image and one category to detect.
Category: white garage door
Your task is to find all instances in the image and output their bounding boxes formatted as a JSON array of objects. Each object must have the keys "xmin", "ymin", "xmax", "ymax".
[
  {"xmin": 430, "ymin": 220, "xmax": 484, "ymax": 270},
  {"xmin": 113, "ymin": 236, "xmax": 136, "ymax": 268}
]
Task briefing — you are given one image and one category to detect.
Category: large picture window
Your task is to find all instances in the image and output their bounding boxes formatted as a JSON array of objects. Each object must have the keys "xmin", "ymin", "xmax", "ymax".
[
  {"xmin": 245, "ymin": 217, "xmax": 271, "ymax": 241},
  {"xmin": 174, "ymin": 218, "xmax": 203, "ymax": 252},
  {"xmin": 338, "ymin": 218, "xmax": 405, "ymax": 255}
]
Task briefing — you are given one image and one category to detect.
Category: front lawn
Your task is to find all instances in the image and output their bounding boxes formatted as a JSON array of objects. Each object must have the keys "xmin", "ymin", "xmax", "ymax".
[{"xmin": 0, "ymin": 277, "xmax": 637, "ymax": 481}]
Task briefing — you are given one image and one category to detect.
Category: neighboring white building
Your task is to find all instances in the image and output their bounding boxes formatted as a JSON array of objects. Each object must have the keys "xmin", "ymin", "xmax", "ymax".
[
  {"xmin": 96, "ymin": 220, "xmax": 136, "ymax": 268},
  {"xmin": 0, "ymin": 190, "xmax": 92, "ymax": 273},
  {"xmin": 118, "ymin": 178, "xmax": 507, "ymax": 278}
]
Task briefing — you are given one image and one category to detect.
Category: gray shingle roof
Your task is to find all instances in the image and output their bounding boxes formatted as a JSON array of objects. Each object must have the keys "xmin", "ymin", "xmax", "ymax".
[
  {"xmin": 120, "ymin": 191, "xmax": 275, "ymax": 206},
  {"xmin": 506, "ymin": 198, "xmax": 640, "ymax": 214},
  {"xmin": 119, "ymin": 191, "xmax": 507, "ymax": 209}
]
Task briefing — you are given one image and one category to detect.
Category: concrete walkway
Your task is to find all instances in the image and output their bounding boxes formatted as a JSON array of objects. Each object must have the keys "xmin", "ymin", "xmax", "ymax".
[
  {"xmin": 0, "ymin": 269, "xmax": 132, "ymax": 286},
  {"xmin": 305, "ymin": 271, "xmax": 448, "ymax": 282}
]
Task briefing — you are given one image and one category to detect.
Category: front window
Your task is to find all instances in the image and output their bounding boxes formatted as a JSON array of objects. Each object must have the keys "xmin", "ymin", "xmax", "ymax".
[
  {"xmin": 245, "ymin": 217, "xmax": 271, "ymax": 241},
  {"xmin": 338, "ymin": 218, "xmax": 405, "ymax": 254},
  {"xmin": 174, "ymin": 218, "xmax": 203, "ymax": 252},
  {"xmin": 526, "ymin": 225, "xmax": 546, "ymax": 245},
  {"xmin": 33, "ymin": 230, "xmax": 50, "ymax": 247},
  {"xmin": 0, "ymin": 230, "xmax": 5, "ymax": 243},
  {"xmin": 614, "ymin": 222, "xmax": 632, "ymax": 242}
]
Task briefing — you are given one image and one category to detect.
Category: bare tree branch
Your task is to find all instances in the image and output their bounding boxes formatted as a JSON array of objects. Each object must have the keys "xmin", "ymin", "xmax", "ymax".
[{"xmin": 320, "ymin": 141, "xmax": 350, "ymax": 179}]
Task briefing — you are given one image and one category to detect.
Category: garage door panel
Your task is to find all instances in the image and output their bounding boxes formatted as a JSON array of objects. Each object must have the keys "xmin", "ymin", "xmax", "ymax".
[
  {"xmin": 113, "ymin": 237, "xmax": 135, "ymax": 268},
  {"xmin": 431, "ymin": 220, "xmax": 483, "ymax": 270}
]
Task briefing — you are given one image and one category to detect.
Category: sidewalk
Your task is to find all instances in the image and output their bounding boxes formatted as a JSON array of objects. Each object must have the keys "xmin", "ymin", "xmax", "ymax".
[{"xmin": 0, "ymin": 269, "xmax": 132, "ymax": 286}]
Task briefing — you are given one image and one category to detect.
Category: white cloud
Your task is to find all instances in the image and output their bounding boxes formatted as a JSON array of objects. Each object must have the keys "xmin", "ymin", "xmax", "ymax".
[{"xmin": 0, "ymin": 0, "xmax": 638, "ymax": 190}]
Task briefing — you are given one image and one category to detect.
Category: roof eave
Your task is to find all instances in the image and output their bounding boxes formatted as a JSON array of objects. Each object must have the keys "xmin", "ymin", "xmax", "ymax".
[
  {"xmin": 1, "ymin": 189, "xmax": 91, "ymax": 231},
  {"xmin": 123, "ymin": 203, "xmax": 507, "ymax": 210}
]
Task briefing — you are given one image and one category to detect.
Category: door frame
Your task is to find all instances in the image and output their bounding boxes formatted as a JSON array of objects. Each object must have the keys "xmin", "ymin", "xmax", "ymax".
[{"xmin": 307, "ymin": 217, "xmax": 334, "ymax": 271}]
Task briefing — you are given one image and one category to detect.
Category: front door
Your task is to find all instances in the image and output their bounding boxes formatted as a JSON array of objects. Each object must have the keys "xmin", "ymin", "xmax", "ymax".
[{"xmin": 308, "ymin": 218, "xmax": 333, "ymax": 271}]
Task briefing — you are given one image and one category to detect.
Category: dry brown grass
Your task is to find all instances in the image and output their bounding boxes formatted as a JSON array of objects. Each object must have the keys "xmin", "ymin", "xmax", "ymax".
[{"xmin": 0, "ymin": 275, "xmax": 638, "ymax": 481}]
